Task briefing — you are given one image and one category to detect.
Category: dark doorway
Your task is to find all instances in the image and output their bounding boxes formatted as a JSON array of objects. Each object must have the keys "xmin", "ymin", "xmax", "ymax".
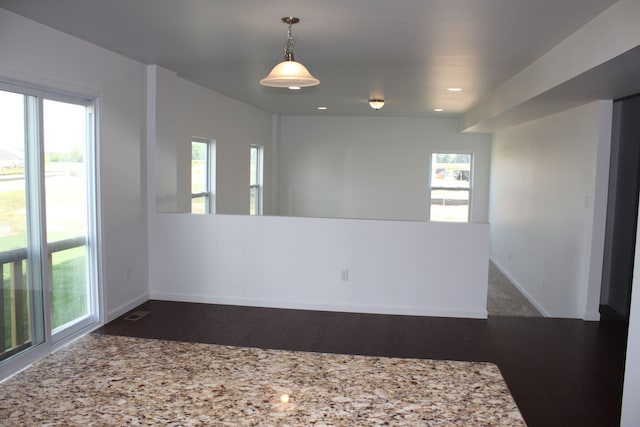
[{"xmin": 600, "ymin": 93, "xmax": 640, "ymax": 321}]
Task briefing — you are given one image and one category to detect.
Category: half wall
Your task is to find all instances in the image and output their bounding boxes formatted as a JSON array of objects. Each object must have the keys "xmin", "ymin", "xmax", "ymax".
[{"xmin": 149, "ymin": 214, "xmax": 489, "ymax": 318}]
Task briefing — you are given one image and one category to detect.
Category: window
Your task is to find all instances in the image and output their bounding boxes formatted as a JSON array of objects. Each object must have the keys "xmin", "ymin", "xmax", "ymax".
[
  {"xmin": 429, "ymin": 153, "xmax": 472, "ymax": 222},
  {"xmin": 0, "ymin": 83, "xmax": 99, "ymax": 371},
  {"xmin": 191, "ymin": 138, "xmax": 215, "ymax": 214},
  {"xmin": 249, "ymin": 145, "xmax": 263, "ymax": 215}
]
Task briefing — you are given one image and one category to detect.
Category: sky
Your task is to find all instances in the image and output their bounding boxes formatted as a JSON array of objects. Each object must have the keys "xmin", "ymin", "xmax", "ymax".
[{"xmin": 0, "ymin": 89, "xmax": 87, "ymax": 159}]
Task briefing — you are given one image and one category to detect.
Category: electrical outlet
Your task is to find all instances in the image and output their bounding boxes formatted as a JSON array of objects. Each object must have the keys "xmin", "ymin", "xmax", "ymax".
[{"xmin": 341, "ymin": 268, "xmax": 349, "ymax": 281}]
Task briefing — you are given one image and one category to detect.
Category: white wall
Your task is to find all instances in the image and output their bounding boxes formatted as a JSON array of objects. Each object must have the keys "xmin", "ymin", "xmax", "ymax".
[
  {"xmin": 149, "ymin": 213, "xmax": 490, "ymax": 318},
  {"xmin": 0, "ymin": 9, "xmax": 149, "ymax": 321},
  {"xmin": 489, "ymin": 101, "xmax": 612, "ymax": 319},
  {"xmin": 277, "ymin": 115, "xmax": 491, "ymax": 222},
  {"xmin": 153, "ymin": 67, "xmax": 273, "ymax": 215}
]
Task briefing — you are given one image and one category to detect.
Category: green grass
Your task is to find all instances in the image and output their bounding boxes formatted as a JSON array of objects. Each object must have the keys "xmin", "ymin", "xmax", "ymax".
[
  {"xmin": 1, "ymin": 167, "xmax": 91, "ymax": 355},
  {"xmin": 0, "ymin": 168, "xmax": 25, "ymax": 177},
  {"xmin": 51, "ymin": 247, "xmax": 88, "ymax": 329},
  {"xmin": 0, "ymin": 189, "xmax": 28, "ymax": 245}
]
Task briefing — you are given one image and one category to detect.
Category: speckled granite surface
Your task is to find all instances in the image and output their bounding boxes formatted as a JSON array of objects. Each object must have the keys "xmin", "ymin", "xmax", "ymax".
[{"xmin": 0, "ymin": 335, "xmax": 525, "ymax": 426}]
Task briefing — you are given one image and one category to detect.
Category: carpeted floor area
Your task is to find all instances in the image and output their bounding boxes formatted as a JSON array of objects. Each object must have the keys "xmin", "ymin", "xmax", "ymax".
[
  {"xmin": 487, "ymin": 262, "xmax": 542, "ymax": 317},
  {"xmin": 0, "ymin": 334, "xmax": 525, "ymax": 426}
]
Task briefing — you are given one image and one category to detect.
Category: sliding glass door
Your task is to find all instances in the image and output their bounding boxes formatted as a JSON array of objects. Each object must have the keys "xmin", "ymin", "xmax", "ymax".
[
  {"xmin": 43, "ymin": 99, "xmax": 96, "ymax": 332},
  {"xmin": 0, "ymin": 89, "xmax": 42, "ymax": 360},
  {"xmin": 0, "ymin": 83, "xmax": 99, "ymax": 367}
]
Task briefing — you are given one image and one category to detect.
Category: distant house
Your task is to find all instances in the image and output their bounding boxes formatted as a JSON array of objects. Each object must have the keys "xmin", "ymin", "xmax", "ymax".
[{"xmin": 0, "ymin": 144, "xmax": 24, "ymax": 172}]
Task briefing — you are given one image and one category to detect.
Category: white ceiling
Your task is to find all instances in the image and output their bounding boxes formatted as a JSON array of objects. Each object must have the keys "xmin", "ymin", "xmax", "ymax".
[{"xmin": 0, "ymin": 0, "xmax": 621, "ymax": 117}]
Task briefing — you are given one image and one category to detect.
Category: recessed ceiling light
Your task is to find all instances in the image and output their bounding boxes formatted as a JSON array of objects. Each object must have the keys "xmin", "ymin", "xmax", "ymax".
[
  {"xmin": 317, "ymin": 106, "xmax": 327, "ymax": 110},
  {"xmin": 434, "ymin": 108, "xmax": 444, "ymax": 112},
  {"xmin": 447, "ymin": 87, "xmax": 463, "ymax": 92},
  {"xmin": 288, "ymin": 86, "xmax": 301, "ymax": 90}
]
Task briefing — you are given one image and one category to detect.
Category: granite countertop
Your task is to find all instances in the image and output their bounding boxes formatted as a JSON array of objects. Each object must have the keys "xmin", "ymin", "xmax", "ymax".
[{"xmin": 0, "ymin": 334, "xmax": 525, "ymax": 426}]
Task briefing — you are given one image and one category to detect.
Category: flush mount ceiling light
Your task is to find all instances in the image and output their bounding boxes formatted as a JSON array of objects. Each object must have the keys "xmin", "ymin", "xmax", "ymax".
[
  {"xmin": 260, "ymin": 17, "xmax": 319, "ymax": 89},
  {"xmin": 368, "ymin": 99, "xmax": 385, "ymax": 110}
]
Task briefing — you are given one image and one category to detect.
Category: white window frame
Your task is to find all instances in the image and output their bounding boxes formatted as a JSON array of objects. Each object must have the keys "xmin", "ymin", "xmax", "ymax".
[
  {"xmin": 428, "ymin": 152, "xmax": 473, "ymax": 222},
  {"xmin": 250, "ymin": 144, "xmax": 264, "ymax": 215},
  {"xmin": 191, "ymin": 138, "xmax": 215, "ymax": 214}
]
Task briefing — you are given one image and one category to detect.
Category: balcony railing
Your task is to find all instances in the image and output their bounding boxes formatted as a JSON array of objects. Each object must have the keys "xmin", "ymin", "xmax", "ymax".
[{"xmin": 0, "ymin": 236, "xmax": 85, "ymax": 358}]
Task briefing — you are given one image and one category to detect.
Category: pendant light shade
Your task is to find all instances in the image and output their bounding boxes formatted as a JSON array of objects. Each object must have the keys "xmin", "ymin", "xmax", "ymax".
[
  {"xmin": 260, "ymin": 17, "xmax": 319, "ymax": 89},
  {"xmin": 369, "ymin": 99, "xmax": 385, "ymax": 110},
  {"xmin": 260, "ymin": 60, "xmax": 319, "ymax": 88}
]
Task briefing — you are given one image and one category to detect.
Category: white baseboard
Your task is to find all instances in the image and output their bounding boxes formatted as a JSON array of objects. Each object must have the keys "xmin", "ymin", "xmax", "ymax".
[
  {"xmin": 583, "ymin": 311, "xmax": 601, "ymax": 321},
  {"xmin": 149, "ymin": 291, "xmax": 488, "ymax": 319},
  {"xmin": 489, "ymin": 257, "xmax": 551, "ymax": 317},
  {"xmin": 106, "ymin": 292, "xmax": 149, "ymax": 322}
]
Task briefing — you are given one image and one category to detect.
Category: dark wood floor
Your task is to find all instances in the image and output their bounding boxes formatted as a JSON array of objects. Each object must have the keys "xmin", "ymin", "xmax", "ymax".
[{"xmin": 96, "ymin": 300, "xmax": 629, "ymax": 427}]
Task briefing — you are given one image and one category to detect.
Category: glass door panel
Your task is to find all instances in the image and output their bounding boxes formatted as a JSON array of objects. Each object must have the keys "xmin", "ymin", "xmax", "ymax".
[
  {"xmin": 0, "ymin": 84, "xmax": 98, "ymax": 372},
  {"xmin": 0, "ymin": 89, "xmax": 44, "ymax": 361},
  {"xmin": 42, "ymin": 99, "xmax": 91, "ymax": 331}
]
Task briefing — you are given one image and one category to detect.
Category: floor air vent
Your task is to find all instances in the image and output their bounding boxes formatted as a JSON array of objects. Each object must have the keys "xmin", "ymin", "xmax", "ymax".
[{"xmin": 124, "ymin": 310, "xmax": 149, "ymax": 321}]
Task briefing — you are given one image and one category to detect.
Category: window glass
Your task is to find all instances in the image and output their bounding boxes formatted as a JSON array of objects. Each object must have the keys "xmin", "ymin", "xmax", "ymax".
[
  {"xmin": 191, "ymin": 139, "xmax": 214, "ymax": 214},
  {"xmin": 429, "ymin": 153, "xmax": 472, "ymax": 222},
  {"xmin": 43, "ymin": 99, "xmax": 91, "ymax": 329},
  {"xmin": 250, "ymin": 145, "xmax": 263, "ymax": 215}
]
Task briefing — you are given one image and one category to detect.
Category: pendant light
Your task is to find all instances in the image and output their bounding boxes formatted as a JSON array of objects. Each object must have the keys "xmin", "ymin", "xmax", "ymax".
[
  {"xmin": 260, "ymin": 17, "xmax": 319, "ymax": 89},
  {"xmin": 369, "ymin": 99, "xmax": 385, "ymax": 110}
]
